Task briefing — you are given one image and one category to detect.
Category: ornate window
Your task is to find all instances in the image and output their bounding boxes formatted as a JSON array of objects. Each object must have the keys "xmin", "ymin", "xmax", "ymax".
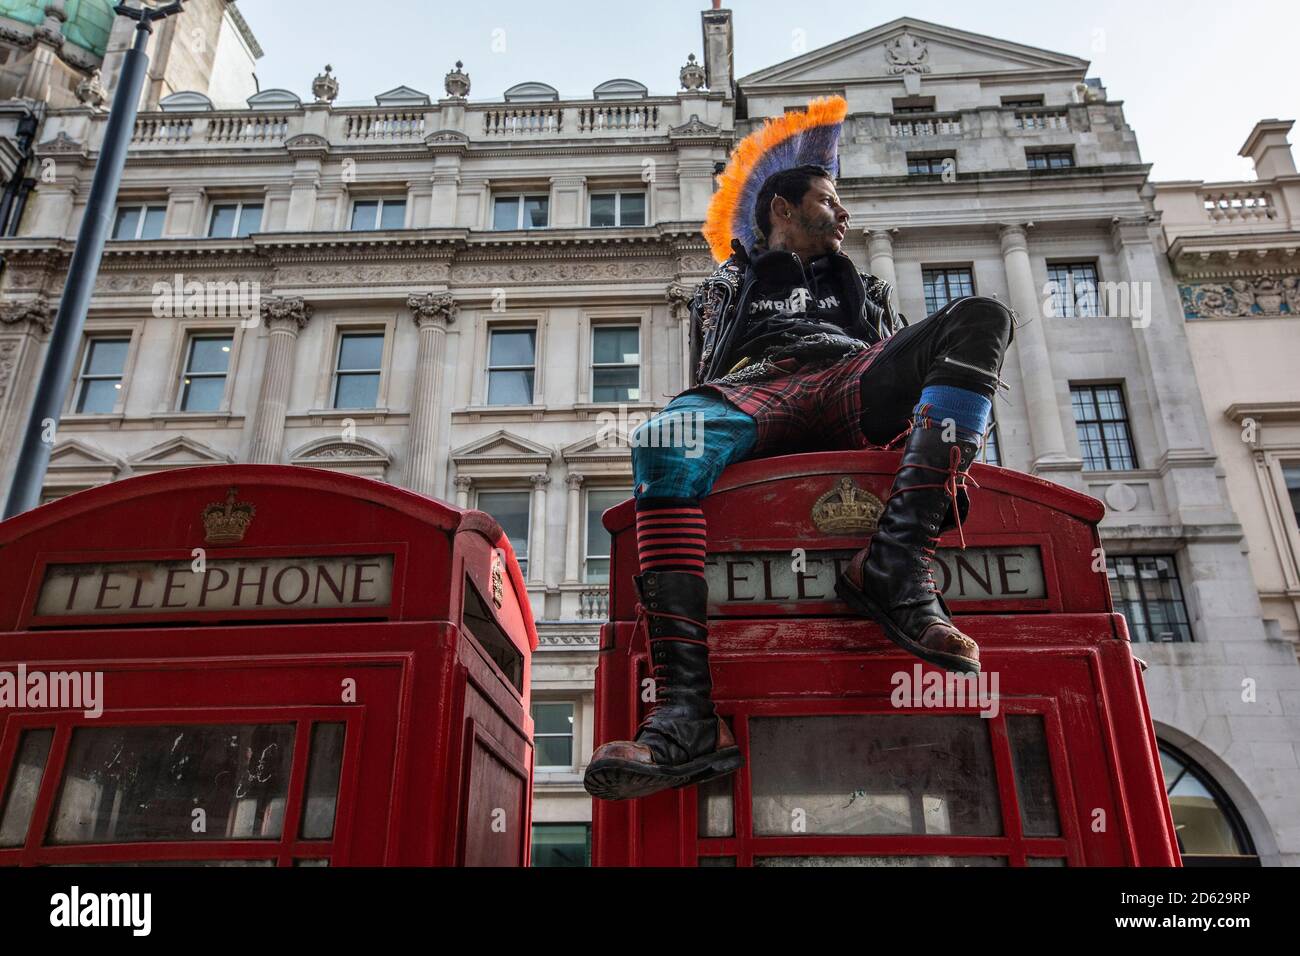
[
  {"xmin": 1284, "ymin": 463, "xmax": 1300, "ymax": 530},
  {"xmin": 892, "ymin": 96, "xmax": 936, "ymax": 114},
  {"xmin": 1046, "ymin": 262, "xmax": 1100, "ymax": 318},
  {"xmin": 531, "ymin": 701, "xmax": 575, "ymax": 769},
  {"xmin": 1070, "ymin": 383, "xmax": 1138, "ymax": 470},
  {"xmin": 73, "ymin": 337, "xmax": 130, "ymax": 413},
  {"xmin": 1158, "ymin": 743, "xmax": 1259, "ymax": 866},
  {"xmin": 487, "ymin": 327, "xmax": 537, "ymax": 405},
  {"xmin": 492, "ymin": 194, "xmax": 549, "ymax": 230},
  {"xmin": 589, "ymin": 191, "xmax": 645, "ymax": 227},
  {"xmin": 178, "ymin": 334, "xmax": 233, "ymax": 412},
  {"xmin": 591, "ymin": 325, "xmax": 640, "ymax": 402},
  {"xmin": 1026, "ymin": 149, "xmax": 1074, "ymax": 170},
  {"xmin": 476, "ymin": 489, "xmax": 531, "ymax": 575},
  {"xmin": 1106, "ymin": 555, "xmax": 1192, "ymax": 642},
  {"xmin": 584, "ymin": 488, "xmax": 628, "ymax": 584},
  {"xmin": 907, "ymin": 154, "xmax": 954, "ymax": 176},
  {"xmin": 921, "ymin": 266, "xmax": 974, "ymax": 314},
  {"xmin": 977, "ymin": 412, "xmax": 1001, "ymax": 466},
  {"xmin": 531, "ymin": 823, "xmax": 590, "ymax": 867},
  {"xmin": 349, "ymin": 198, "xmax": 406, "ymax": 231},
  {"xmin": 111, "ymin": 204, "xmax": 165, "ymax": 240},
  {"xmin": 331, "ymin": 332, "xmax": 384, "ymax": 409},
  {"xmin": 207, "ymin": 202, "xmax": 263, "ymax": 238}
]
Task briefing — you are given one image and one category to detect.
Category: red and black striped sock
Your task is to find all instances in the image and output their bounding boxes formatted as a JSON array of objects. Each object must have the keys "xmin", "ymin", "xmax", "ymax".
[{"xmin": 635, "ymin": 496, "xmax": 707, "ymax": 578}]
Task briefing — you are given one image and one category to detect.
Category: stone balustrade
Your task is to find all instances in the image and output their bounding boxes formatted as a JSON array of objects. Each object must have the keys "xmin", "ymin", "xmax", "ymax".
[
  {"xmin": 1013, "ymin": 109, "xmax": 1070, "ymax": 131},
  {"xmin": 1201, "ymin": 189, "xmax": 1276, "ymax": 223},
  {"xmin": 888, "ymin": 113, "xmax": 963, "ymax": 137},
  {"xmin": 67, "ymin": 94, "xmax": 698, "ymax": 155}
]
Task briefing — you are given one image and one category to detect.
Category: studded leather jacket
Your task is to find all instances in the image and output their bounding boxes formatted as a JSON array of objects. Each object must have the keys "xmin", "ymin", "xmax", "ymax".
[{"xmin": 688, "ymin": 238, "xmax": 904, "ymax": 387}]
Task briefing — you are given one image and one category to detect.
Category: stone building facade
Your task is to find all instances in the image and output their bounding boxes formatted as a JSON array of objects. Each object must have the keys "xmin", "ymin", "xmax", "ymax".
[
  {"xmin": 0, "ymin": 6, "xmax": 1295, "ymax": 865},
  {"xmin": 1152, "ymin": 123, "xmax": 1300, "ymax": 866}
]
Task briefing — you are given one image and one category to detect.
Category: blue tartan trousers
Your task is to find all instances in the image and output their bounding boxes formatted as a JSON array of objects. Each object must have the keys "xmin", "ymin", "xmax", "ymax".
[{"xmin": 631, "ymin": 391, "xmax": 758, "ymax": 501}]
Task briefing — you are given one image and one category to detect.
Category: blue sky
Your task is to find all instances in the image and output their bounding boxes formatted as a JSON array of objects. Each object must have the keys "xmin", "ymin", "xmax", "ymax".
[{"xmin": 236, "ymin": 0, "xmax": 1298, "ymax": 182}]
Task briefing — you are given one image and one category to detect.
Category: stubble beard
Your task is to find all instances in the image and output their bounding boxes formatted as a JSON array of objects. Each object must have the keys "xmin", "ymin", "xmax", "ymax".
[{"xmin": 797, "ymin": 210, "xmax": 840, "ymax": 256}]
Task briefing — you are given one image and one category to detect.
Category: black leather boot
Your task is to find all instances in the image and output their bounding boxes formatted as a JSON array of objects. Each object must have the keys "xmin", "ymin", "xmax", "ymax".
[
  {"xmin": 836, "ymin": 423, "xmax": 982, "ymax": 673},
  {"xmin": 583, "ymin": 570, "xmax": 743, "ymax": 801}
]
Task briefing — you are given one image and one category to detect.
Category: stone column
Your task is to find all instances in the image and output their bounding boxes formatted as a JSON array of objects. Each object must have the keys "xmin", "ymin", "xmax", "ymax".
[
  {"xmin": 248, "ymin": 297, "xmax": 312, "ymax": 464},
  {"xmin": 563, "ymin": 472, "xmax": 585, "ymax": 584},
  {"xmin": 528, "ymin": 473, "xmax": 550, "ymax": 585},
  {"xmin": 405, "ymin": 292, "xmax": 458, "ymax": 496},
  {"xmin": 453, "ymin": 475, "xmax": 472, "ymax": 509},
  {"xmin": 865, "ymin": 227, "xmax": 900, "ymax": 312},
  {"xmin": 999, "ymin": 223, "xmax": 1071, "ymax": 470},
  {"xmin": 1109, "ymin": 216, "xmax": 1212, "ymax": 459}
]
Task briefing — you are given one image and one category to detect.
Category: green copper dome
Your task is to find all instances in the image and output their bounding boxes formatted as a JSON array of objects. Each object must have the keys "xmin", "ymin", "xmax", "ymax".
[{"xmin": 0, "ymin": 0, "xmax": 116, "ymax": 58}]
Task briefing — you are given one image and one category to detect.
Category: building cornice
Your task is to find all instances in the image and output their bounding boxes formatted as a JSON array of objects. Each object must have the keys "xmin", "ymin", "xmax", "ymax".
[
  {"xmin": 1225, "ymin": 402, "xmax": 1300, "ymax": 425},
  {"xmin": 224, "ymin": 1, "xmax": 264, "ymax": 60}
]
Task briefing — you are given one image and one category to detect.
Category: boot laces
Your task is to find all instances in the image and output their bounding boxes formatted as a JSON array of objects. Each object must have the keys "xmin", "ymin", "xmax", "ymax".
[
  {"xmin": 884, "ymin": 442, "xmax": 981, "ymax": 594},
  {"xmin": 632, "ymin": 601, "xmax": 709, "ymax": 737}
]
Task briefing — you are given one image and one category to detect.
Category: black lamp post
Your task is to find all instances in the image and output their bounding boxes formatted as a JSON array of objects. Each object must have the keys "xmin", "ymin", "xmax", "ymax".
[{"xmin": 4, "ymin": 1, "xmax": 188, "ymax": 518}]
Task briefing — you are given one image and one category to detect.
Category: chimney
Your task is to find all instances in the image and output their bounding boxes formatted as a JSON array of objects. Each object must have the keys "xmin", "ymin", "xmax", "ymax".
[
  {"xmin": 1239, "ymin": 119, "xmax": 1296, "ymax": 180},
  {"xmin": 701, "ymin": 2, "xmax": 734, "ymax": 98}
]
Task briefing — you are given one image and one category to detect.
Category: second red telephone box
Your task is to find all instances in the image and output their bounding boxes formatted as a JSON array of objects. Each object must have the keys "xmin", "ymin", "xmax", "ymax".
[
  {"xmin": 592, "ymin": 451, "xmax": 1180, "ymax": 867},
  {"xmin": 0, "ymin": 464, "xmax": 536, "ymax": 866}
]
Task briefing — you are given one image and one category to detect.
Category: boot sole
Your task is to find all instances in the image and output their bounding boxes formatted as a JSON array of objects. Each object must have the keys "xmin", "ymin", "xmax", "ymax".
[
  {"xmin": 583, "ymin": 747, "xmax": 744, "ymax": 802},
  {"xmin": 835, "ymin": 574, "xmax": 981, "ymax": 675}
]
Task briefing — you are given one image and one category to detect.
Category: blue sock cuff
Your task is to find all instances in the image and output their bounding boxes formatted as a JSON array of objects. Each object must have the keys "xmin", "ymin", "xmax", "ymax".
[{"xmin": 913, "ymin": 385, "xmax": 991, "ymax": 438}]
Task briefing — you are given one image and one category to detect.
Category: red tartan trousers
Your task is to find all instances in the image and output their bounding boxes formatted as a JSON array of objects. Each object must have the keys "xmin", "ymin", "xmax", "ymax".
[{"xmin": 677, "ymin": 340, "xmax": 896, "ymax": 455}]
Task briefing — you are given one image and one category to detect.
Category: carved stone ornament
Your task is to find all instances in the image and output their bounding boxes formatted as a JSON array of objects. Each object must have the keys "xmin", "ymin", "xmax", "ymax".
[
  {"xmin": 1180, "ymin": 275, "xmax": 1299, "ymax": 319},
  {"xmin": 666, "ymin": 281, "xmax": 693, "ymax": 321},
  {"xmin": 301, "ymin": 442, "xmax": 379, "ymax": 460},
  {"xmin": 76, "ymin": 69, "xmax": 107, "ymax": 109},
  {"xmin": 451, "ymin": 258, "xmax": 668, "ymax": 284},
  {"xmin": 35, "ymin": 1, "xmax": 66, "ymax": 46},
  {"xmin": 679, "ymin": 52, "xmax": 707, "ymax": 91},
  {"xmin": 274, "ymin": 261, "xmax": 449, "ymax": 287},
  {"xmin": 0, "ymin": 340, "xmax": 20, "ymax": 402},
  {"xmin": 312, "ymin": 64, "xmax": 339, "ymax": 105},
  {"xmin": 407, "ymin": 291, "xmax": 458, "ymax": 325},
  {"xmin": 445, "ymin": 60, "xmax": 470, "ymax": 99},
  {"xmin": 259, "ymin": 296, "xmax": 314, "ymax": 329},
  {"xmin": 885, "ymin": 31, "xmax": 932, "ymax": 75},
  {"xmin": 1, "ymin": 295, "xmax": 54, "ymax": 333},
  {"xmin": 811, "ymin": 476, "xmax": 885, "ymax": 534},
  {"xmin": 668, "ymin": 113, "xmax": 721, "ymax": 138},
  {"xmin": 0, "ymin": 24, "xmax": 35, "ymax": 48},
  {"xmin": 37, "ymin": 130, "xmax": 83, "ymax": 153}
]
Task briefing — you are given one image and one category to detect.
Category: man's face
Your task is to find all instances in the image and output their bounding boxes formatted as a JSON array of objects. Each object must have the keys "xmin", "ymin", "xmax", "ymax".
[{"xmin": 778, "ymin": 177, "xmax": 850, "ymax": 256}]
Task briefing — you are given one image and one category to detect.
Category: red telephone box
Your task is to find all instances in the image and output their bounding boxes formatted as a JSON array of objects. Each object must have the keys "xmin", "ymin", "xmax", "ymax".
[
  {"xmin": 0, "ymin": 464, "xmax": 536, "ymax": 866},
  {"xmin": 592, "ymin": 451, "xmax": 1180, "ymax": 867}
]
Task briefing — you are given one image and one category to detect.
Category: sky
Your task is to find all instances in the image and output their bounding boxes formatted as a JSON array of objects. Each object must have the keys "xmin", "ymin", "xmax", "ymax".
[{"xmin": 235, "ymin": 0, "xmax": 1299, "ymax": 183}]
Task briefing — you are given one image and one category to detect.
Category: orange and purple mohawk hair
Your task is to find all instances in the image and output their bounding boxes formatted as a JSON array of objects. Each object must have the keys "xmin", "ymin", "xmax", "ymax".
[{"xmin": 701, "ymin": 95, "xmax": 849, "ymax": 263}]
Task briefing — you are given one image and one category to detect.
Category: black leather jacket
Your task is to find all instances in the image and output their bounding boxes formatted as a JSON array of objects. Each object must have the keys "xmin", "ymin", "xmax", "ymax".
[{"xmin": 688, "ymin": 238, "xmax": 904, "ymax": 387}]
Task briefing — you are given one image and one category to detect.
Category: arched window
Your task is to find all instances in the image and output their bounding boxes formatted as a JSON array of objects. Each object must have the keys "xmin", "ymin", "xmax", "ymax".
[{"xmin": 1158, "ymin": 742, "xmax": 1259, "ymax": 866}]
